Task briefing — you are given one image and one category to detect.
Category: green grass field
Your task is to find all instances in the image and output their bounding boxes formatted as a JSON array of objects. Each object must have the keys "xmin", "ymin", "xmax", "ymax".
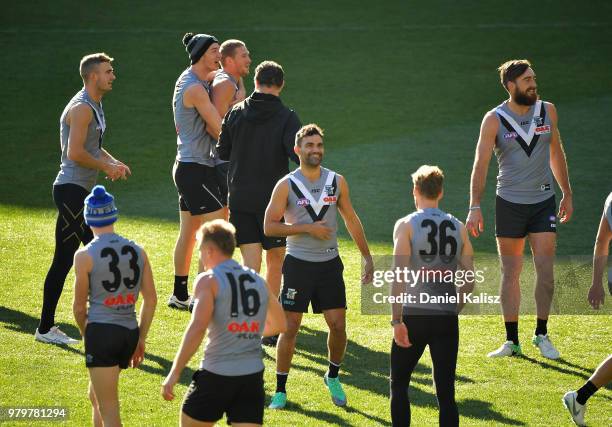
[{"xmin": 1, "ymin": 1, "xmax": 611, "ymax": 425}]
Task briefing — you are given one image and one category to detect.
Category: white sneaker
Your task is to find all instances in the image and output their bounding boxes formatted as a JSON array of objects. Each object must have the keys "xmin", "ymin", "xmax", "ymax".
[
  {"xmin": 168, "ymin": 295, "xmax": 190, "ymax": 310},
  {"xmin": 562, "ymin": 391, "xmax": 586, "ymax": 426},
  {"xmin": 532, "ymin": 334, "xmax": 560, "ymax": 359},
  {"xmin": 35, "ymin": 326, "xmax": 79, "ymax": 345},
  {"xmin": 487, "ymin": 340, "xmax": 522, "ymax": 358}
]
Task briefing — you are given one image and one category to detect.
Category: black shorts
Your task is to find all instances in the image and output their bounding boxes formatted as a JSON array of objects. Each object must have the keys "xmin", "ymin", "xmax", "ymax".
[
  {"xmin": 281, "ymin": 255, "xmax": 346, "ymax": 313},
  {"xmin": 84, "ymin": 323, "xmax": 139, "ymax": 369},
  {"xmin": 495, "ymin": 195, "xmax": 556, "ymax": 238},
  {"xmin": 182, "ymin": 369, "xmax": 264, "ymax": 425},
  {"xmin": 173, "ymin": 161, "xmax": 225, "ymax": 215},
  {"xmin": 215, "ymin": 161, "xmax": 229, "ymax": 206},
  {"xmin": 229, "ymin": 210, "xmax": 286, "ymax": 250}
]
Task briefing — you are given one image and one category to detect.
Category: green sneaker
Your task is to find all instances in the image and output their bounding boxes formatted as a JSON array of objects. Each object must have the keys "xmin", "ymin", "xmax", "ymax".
[
  {"xmin": 268, "ymin": 392, "xmax": 287, "ymax": 409},
  {"xmin": 324, "ymin": 375, "xmax": 347, "ymax": 407}
]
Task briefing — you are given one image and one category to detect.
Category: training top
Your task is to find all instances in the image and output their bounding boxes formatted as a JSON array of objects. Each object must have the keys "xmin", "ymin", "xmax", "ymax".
[
  {"xmin": 210, "ymin": 70, "xmax": 238, "ymax": 166},
  {"xmin": 173, "ymin": 67, "xmax": 215, "ymax": 166},
  {"xmin": 400, "ymin": 208, "xmax": 464, "ymax": 315},
  {"xmin": 201, "ymin": 259, "xmax": 269, "ymax": 376},
  {"xmin": 54, "ymin": 88, "xmax": 105, "ymax": 190},
  {"xmin": 86, "ymin": 233, "xmax": 144, "ymax": 329},
  {"xmin": 494, "ymin": 100, "xmax": 554, "ymax": 204},
  {"xmin": 285, "ymin": 167, "xmax": 340, "ymax": 263}
]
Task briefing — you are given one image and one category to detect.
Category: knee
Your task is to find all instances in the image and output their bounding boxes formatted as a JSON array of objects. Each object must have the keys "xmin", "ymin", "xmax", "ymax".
[
  {"xmin": 266, "ymin": 250, "xmax": 284, "ymax": 268},
  {"xmin": 283, "ymin": 320, "xmax": 301, "ymax": 339},
  {"xmin": 327, "ymin": 318, "xmax": 346, "ymax": 335}
]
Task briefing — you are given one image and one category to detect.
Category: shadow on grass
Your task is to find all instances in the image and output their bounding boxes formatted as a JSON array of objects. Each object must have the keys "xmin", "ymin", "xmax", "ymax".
[{"xmin": 0, "ymin": 305, "xmax": 83, "ymax": 355}]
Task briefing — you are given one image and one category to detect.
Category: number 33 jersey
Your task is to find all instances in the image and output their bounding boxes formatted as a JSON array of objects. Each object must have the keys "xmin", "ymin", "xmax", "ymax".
[
  {"xmin": 202, "ymin": 259, "xmax": 269, "ymax": 376},
  {"xmin": 86, "ymin": 233, "xmax": 144, "ymax": 329}
]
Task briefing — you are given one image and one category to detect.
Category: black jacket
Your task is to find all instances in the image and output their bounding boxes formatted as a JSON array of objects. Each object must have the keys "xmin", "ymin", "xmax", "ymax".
[{"xmin": 217, "ymin": 92, "xmax": 301, "ymax": 213}]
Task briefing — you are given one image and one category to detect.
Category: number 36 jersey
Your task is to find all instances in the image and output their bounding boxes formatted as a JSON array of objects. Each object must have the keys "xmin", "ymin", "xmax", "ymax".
[
  {"xmin": 201, "ymin": 259, "xmax": 269, "ymax": 376},
  {"xmin": 402, "ymin": 208, "xmax": 464, "ymax": 314},
  {"xmin": 86, "ymin": 233, "xmax": 144, "ymax": 329}
]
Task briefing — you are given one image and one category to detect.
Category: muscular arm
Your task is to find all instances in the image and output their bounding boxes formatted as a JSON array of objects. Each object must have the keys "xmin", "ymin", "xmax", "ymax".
[
  {"xmin": 72, "ymin": 249, "xmax": 93, "ymax": 337},
  {"xmin": 391, "ymin": 219, "xmax": 411, "ymax": 347},
  {"xmin": 547, "ymin": 102, "xmax": 573, "ymax": 223},
  {"xmin": 184, "ymin": 83, "xmax": 222, "ymax": 140},
  {"xmin": 589, "ymin": 211, "xmax": 612, "ymax": 309},
  {"xmin": 137, "ymin": 250, "xmax": 157, "ymax": 341},
  {"xmin": 456, "ymin": 224, "xmax": 475, "ymax": 312},
  {"xmin": 211, "ymin": 79, "xmax": 238, "ymax": 118}
]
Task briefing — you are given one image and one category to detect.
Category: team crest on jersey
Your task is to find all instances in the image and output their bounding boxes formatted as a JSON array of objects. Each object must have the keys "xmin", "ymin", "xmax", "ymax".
[
  {"xmin": 286, "ymin": 288, "xmax": 298, "ymax": 300},
  {"xmin": 325, "ymin": 185, "xmax": 336, "ymax": 196},
  {"xmin": 534, "ymin": 116, "xmax": 545, "ymax": 126},
  {"xmin": 504, "ymin": 132, "xmax": 518, "ymax": 140},
  {"xmin": 540, "ymin": 183, "xmax": 551, "ymax": 191},
  {"xmin": 296, "ymin": 198, "xmax": 310, "ymax": 206}
]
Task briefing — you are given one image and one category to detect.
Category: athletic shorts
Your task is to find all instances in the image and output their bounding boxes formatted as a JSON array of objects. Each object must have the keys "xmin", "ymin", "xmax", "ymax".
[
  {"xmin": 182, "ymin": 369, "xmax": 264, "ymax": 425},
  {"xmin": 215, "ymin": 161, "xmax": 229, "ymax": 206},
  {"xmin": 495, "ymin": 195, "xmax": 556, "ymax": 238},
  {"xmin": 84, "ymin": 323, "xmax": 139, "ymax": 369},
  {"xmin": 173, "ymin": 161, "xmax": 225, "ymax": 215},
  {"xmin": 229, "ymin": 210, "xmax": 286, "ymax": 250},
  {"xmin": 281, "ymin": 255, "xmax": 346, "ymax": 313}
]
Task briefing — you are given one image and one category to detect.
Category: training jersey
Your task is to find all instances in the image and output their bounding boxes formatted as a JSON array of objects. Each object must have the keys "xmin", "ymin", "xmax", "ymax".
[
  {"xmin": 400, "ymin": 208, "xmax": 464, "ymax": 315},
  {"xmin": 86, "ymin": 233, "xmax": 144, "ymax": 329},
  {"xmin": 54, "ymin": 88, "xmax": 105, "ymax": 191},
  {"xmin": 211, "ymin": 70, "xmax": 238, "ymax": 166},
  {"xmin": 173, "ymin": 67, "xmax": 216, "ymax": 166},
  {"xmin": 201, "ymin": 259, "xmax": 269, "ymax": 376},
  {"xmin": 285, "ymin": 167, "xmax": 340, "ymax": 262},
  {"xmin": 494, "ymin": 100, "xmax": 554, "ymax": 204}
]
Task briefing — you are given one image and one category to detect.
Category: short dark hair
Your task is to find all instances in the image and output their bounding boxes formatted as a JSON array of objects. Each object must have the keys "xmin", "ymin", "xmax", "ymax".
[
  {"xmin": 254, "ymin": 61, "xmax": 284, "ymax": 87},
  {"xmin": 498, "ymin": 59, "xmax": 532, "ymax": 89},
  {"xmin": 411, "ymin": 165, "xmax": 444, "ymax": 200},
  {"xmin": 79, "ymin": 53, "xmax": 113, "ymax": 81},
  {"xmin": 197, "ymin": 219, "xmax": 236, "ymax": 256},
  {"xmin": 295, "ymin": 124, "xmax": 324, "ymax": 146},
  {"xmin": 220, "ymin": 39, "xmax": 246, "ymax": 64}
]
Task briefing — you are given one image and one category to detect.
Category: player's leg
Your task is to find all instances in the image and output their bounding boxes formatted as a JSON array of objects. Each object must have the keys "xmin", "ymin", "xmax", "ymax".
[
  {"xmin": 240, "ymin": 243, "xmax": 263, "ymax": 273},
  {"xmin": 88, "ymin": 366, "xmax": 121, "ymax": 427},
  {"xmin": 323, "ymin": 308, "xmax": 347, "ymax": 368},
  {"xmin": 88, "ymin": 381, "xmax": 103, "ymax": 427},
  {"xmin": 264, "ymin": 246, "xmax": 285, "ymax": 297},
  {"xmin": 37, "ymin": 184, "xmax": 88, "ymax": 343},
  {"xmin": 429, "ymin": 315, "xmax": 459, "ymax": 427},
  {"xmin": 171, "ymin": 210, "xmax": 204, "ymax": 306},
  {"xmin": 180, "ymin": 413, "xmax": 215, "ymax": 427},
  {"xmin": 227, "ymin": 370, "xmax": 265, "ymax": 427},
  {"xmin": 271, "ymin": 310, "xmax": 303, "ymax": 408},
  {"xmin": 390, "ymin": 315, "xmax": 427, "ymax": 427}
]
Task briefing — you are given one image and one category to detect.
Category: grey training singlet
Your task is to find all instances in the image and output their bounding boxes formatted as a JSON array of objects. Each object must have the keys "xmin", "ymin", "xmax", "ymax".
[
  {"xmin": 401, "ymin": 208, "xmax": 464, "ymax": 315},
  {"xmin": 173, "ymin": 67, "xmax": 216, "ymax": 166},
  {"xmin": 54, "ymin": 88, "xmax": 105, "ymax": 190},
  {"xmin": 201, "ymin": 259, "xmax": 269, "ymax": 376},
  {"xmin": 211, "ymin": 70, "xmax": 238, "ymax": 166},
  {"xmin": 494, "ymin": 100, "xmax": 554, "ymax": 204},
  {"xmin": 86, "ymin": 233, "xmax": 144, "ymax": 329},
  {"xmin": 285, "ymin": 167, "xmax": 340, "ymax": 262}
]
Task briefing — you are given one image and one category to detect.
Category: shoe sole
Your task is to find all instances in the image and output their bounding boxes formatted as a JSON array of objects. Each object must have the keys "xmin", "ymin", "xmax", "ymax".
[
  {"xmin": 35, "ymin": 335, "xmax": 78, "ymax": 345},
  {"xmin": 324, "ymin": 377, "xmax": 347, "ymax": 407}
]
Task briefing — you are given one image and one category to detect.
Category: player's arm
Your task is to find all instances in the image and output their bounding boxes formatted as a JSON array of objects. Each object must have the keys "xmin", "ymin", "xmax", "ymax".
[
  {"xmin": 211, "ymin": 79, "xmax": 238, "ymax": 118},
  {"xmin": 547, "ymin": 102, "xmax": 573, "ymax": 223},
  {"xmin": 466, "ymin": 111, "xmax": 498, "ymax": 237},
  {"xmin": 72, "ymin": 249, "xmax": 93, "ymax": 337},
  {"xmin": 262, "ymin": 281, "xmax": 288, "ymax": 337},
  {"xmin": 264, "ymin": 179, "xmax": 330, "ymax": 238},
  {"xmin": 130, "ymin": 249, "xmax": 157, "ymax": 368},
  {"xmin": 99, "ymin": 148, "xmax": 131, "ymax": 179},
  {"xmin": 456, "ymin": 224, "xmax": 475, "ymax": 313},
  {"xmin": 162, "ymin": 273, "xmax": 217, "ymax": 401},
  {"xmin": 66, "ymin": 104, "xmax": 125, "ymax": 181},
  {"xmin": 216, "ymin": 113, "xmax": 232, "ymax": 161},
  {"xmin": 391, "ymin": 219, "xmax": 411, "ymax": 348},
  {"xmin": 184, "ymin": 83, "xmax": 222, "ymax": 140},
  {"xmin": 336, "ymin": 175, "xmax": 373, "ymax": 284},
  {"xmin": 589, "ymin": 211, "xmax": 612, "ymax": 309}
]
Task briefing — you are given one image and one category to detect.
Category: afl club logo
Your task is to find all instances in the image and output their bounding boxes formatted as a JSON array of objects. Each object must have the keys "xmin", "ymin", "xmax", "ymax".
[
  {"xmin": 325, "ymin": 185, "xmax": 336, "ymax": 196},
  {"xmin": 534, "ymin": 116, "xmax": 545, "ymax": 126},
  {"xmin": 296, "ymin": 198, "xmax": 310, "ymax": 206},
  {"xmin": 504, "ymin": 132, "xmax": 518, "ymax": 140}
]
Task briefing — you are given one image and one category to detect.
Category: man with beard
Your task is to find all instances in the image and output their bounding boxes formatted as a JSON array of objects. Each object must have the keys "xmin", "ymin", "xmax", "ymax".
[
  {"xmin": 466, "ymin": 59, "xmax": 573, "ymax": 359},
  {"xmin": 263, "ymin": 124, "xmax": 374, "ymax": 409}
]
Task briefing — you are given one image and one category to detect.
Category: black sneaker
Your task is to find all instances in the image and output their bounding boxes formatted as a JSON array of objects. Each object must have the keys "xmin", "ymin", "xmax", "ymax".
[{"xmin": 262, "ymin": 335, "xmax": 279, "ymax": 347}]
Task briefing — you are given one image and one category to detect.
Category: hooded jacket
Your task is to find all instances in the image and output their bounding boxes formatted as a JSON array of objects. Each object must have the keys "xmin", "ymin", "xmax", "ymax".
[{"xmin": 217, "ymin": 92, "xmax": 301, "ymax": 213}]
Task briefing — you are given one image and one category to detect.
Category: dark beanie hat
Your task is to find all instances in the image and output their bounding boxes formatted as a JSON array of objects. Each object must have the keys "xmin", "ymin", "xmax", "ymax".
[{"xmin": 183, "ymin": 32, "xmax": 219, "ymax": 65}]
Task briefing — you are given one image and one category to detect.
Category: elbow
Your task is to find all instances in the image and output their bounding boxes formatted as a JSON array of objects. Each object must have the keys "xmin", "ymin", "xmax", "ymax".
[
  {"xmin": 263, "ymin": 220, "xmax": 273, "ymax": 237},
  {"xmin": 67, "ymin": 147, "xmax": 81, "ymax": 162}
]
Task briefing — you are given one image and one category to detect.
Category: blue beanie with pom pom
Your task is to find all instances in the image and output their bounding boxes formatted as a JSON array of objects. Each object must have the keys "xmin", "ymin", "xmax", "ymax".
[{"xmin": 84, "ymin": 185, "xmax": 118, "ymax": 227}]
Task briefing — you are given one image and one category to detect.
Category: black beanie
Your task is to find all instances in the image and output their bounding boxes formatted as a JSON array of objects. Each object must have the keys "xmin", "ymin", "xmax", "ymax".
[{"xmin": 183, "ymin": 32, "xmax": 219, "ymax": 65}]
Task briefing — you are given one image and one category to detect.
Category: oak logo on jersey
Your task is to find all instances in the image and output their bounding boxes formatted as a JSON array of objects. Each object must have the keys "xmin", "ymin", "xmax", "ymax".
[
  {"xmin": 535, "ymin": 125, "xmax": 551, "ymax": 135},
  {"xmin": 227, "ymin": 321, "xmax": 260, "ymax": 333},
  {"xmin": 323, "ymin": 196, "xmax": 337, "ymax": 203},
  {"xmin": 104, "ymin": 292, "xmax": 136, "ymax": 307}
]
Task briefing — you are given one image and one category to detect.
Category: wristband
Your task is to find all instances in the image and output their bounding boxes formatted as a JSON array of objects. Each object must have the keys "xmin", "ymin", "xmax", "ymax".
[{"xmin": 468, "ymin": 206, "xmax": 481, "ymax": 211}]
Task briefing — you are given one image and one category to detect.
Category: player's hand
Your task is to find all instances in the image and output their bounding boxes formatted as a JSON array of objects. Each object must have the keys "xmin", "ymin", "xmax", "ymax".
[
  {"xmin": 130, "ymin": 339, "xmax": 145, "ymax": 368},
  {"xmin": 308, "ymin": 221, "xmax": 332, "ymax": 240},
  {"xmin": 558, "ymin": 193, "xmax": 573, "ymax": 223},
  {"xmin": 161, "ymin": 372, "xmax": 179, "ymax": 401},
  {"xmin": 588, "ymin": 284, "xmax": 605, "ymax": 309},
  {"xmin": 362, "ymin": 255, "xmax": 374, "ymax": 284},
  {"xmin": 466, "ymin": 208, "xmax": 484, "ymax": 238},
  {"xmin": 393, "ymin": 322, "xmax": 411, "ymax": 348}
]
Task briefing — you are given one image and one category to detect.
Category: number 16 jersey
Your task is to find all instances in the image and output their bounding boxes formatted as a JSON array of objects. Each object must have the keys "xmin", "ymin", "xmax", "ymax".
[
  {"xmin": 86, "ymin": 233, "xmax": 144, "ymax": 329},
  {"xmin": 201, "ymin": 259, "xmax": 269, "ymax": 376}
]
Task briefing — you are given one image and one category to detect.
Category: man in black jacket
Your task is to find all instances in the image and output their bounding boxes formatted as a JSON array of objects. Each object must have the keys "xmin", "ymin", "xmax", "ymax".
[{"xmin": 217, "ymin": 61, "xmax": 300, "ymax": 345}]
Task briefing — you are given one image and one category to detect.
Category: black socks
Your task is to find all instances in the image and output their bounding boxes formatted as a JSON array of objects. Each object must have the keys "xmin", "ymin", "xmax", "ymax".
[{"xmin": 174, "ymin": 275, "xmax": 189, "ymax": 301}]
